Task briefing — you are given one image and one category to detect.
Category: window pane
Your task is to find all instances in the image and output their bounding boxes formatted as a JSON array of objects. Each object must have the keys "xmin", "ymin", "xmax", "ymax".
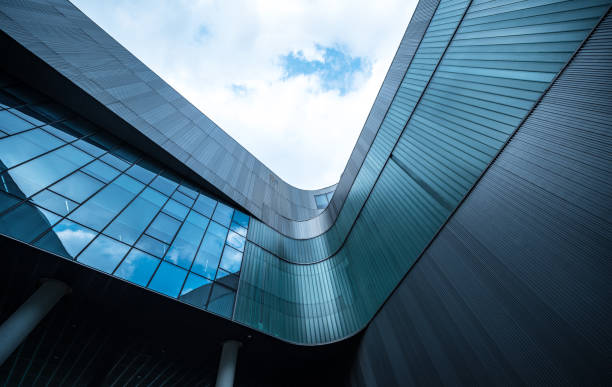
[
  {"xmin": 69, "ymin": 175, "xmax": 143, "ymax": 231},
  {"xmin": 34, "ymin": 219, "xmax": 96, "ymax": 259},
  {"xmin": 193, "ymin": 194, "xmax": 216, "ymax": 217},
  {"xmin": 104, "ymin": 187, "xmax": 166, "ymax": 245},
  {"xmin": 114, "ymin": 249, "xmax": 160, "ymax": 286},
  {"xmin": 150, "ymin": 174, "xmax": 178, "ymax": 196},
  {"xmin": 81, "ymin": 160, "xmax": 119, "ymax": 183},
  {"xmin": 226, "ymin": 230, "xmax": 245, "ymax": 252},
  {"xmin": 162, "ymin": 199, "xmax": 189, "ymax": 221},
  {"xmin": 177, "ymin": 184, "xmax": 197, "ymax": 199},
  {"xmin": 315, "ymin": 194, "xmax": 328, "ymax": 209},
  {"xmin": 179, "ymin": 273, "xmax": 212, "ymax": 308},
  {"xmin": 171, "ymin": 190, "xmax": 194, "ymax": 207},
  {"xmin": 163, "ymin": 211, "xmax": 208, "ymax": 269},
  {"xmin": 145, "ymin": 212, "xmax": 180, "ymax": 244},
  {"xmin": 77, "ymin": 234, "xmax": 130, "ymax": 274},
  {"xmin": 212, "ymin": 203, "xmax": 233, "ymax": 227},
  {"xmin": 215, "ymin": 269, "xmax": 239, "ymax": 290},
  {"xmin": 230, "ymin": 221, "xmax": 247, "ymax": 237},
  {"xmin": 0, "ymin": 128, "xmax": 64, "ymax": 171},
  {"xmin": 207, "ymin": 284, "xmax": 235, "ymax": 318},
  {"xmin": 191, "ymin": 222, "xmax": 227, "ymax": 279},
  {"xmin": 0, "ymin": 110, "xmax": 34, "ymax": 135},
  {"xmin": 0, "ymin": 202, "xmax": 58, "ymax": 242},
  {"xmin": 100, "ymin": 153, "xmax": 129, "ymax": 171},
  {"xmin": 147, "ymin": 261, "xmax": 187, "ymax": 298},
  {"xmin": 73, "ymin": 139, "xmax": 106, "ymax": 157},
  {"xmin": 232, "ymin": 210, "xmax": 249, "ymax": 229},
  {"xmin": 219, "ymin": 246, "xmax": 242, "ymax": 274},
  {"xmin": 7, "ymin": 145, "xmax": 93, "ymax": 198},
  {"xmin": 0, "ymin": 190, "xmax": 20, "ymax": 213},
  {"xmin": 30, "ymin": 189, "xmax": 78, "ymax": 216},
  {"xmin": 125, "ymin": 163, "xmax": 156, "ymax": 184},
  {"xmin": 135, "ymin": 234, "xmax": 168, "ymax": 258},
  {"xmin": 50, "ymin": 171, "xmax": 104, "ymax": 203}
]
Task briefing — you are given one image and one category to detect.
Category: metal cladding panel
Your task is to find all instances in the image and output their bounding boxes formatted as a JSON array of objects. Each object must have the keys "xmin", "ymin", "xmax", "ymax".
[
  {"xmin": 235, "ymin": 0, "xmax": 612, "ymax": 344},
  {"xmin": 348, "ymin": 10, "xmax": 612, "ymax": 384}
]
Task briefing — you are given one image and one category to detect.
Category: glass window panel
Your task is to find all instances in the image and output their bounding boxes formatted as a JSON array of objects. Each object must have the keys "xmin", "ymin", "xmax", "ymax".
[
  {"xmin": 0, "ymin": 109, "xmax": 34, "ymax": 134},
  {"xmin": 207, "ymin": 284, "xmax": 235, "ymax": 318},
  {"xmin": 191, "ymin": 222, "xmax": 227, "ymax": 279},
  {"xmin": 49, "ymin": 171, "xmax": 104, "ymax": 203},
  {"xmin": 34, "ymin": 219, "xmax": 96, "ymax": 259},
  {"xmin": 81, "ymin": 160, "xmax": 119, "ymax": 183},
  {"xmin": 162, "ymin": 199, "xmax": 189, "ymax": 221},
  {"xmin": 171, "ymin": 190, "xmax": 194, "ymax": 207},
  {"xmin": 163, "ymin": 212, "xmax": 209, "ymax": 269},
  {"xmin": 232, "ymin": 210, "xmax": 249, "ymax": 229},
  {"xmin": 104, "ymin": 187, "xmax": 166, "ymax": 245},
  {"xmin": 30, "ymin": 189, "xmax": 77, "ymax": 216},
  {"xmin": 177, "ymin": 184, "xmax": 197, "ymax": 199},
  {"xmin": 114, "ymin": 249, "xmax": 160, "ymax": 286},
  {"xmin": 215, "ymin": 269, "xmax": 239, "ymax": 290},
  {"xmin": 326, "ymin": 191, "xmax": 334, "ymax": 202},
  {"xmin": 0, "ymin": 128, "xmax": 64, "ymax": 171},
  {"xmin": 147, "ymin": 261, "xmax": 187, "ymax": 298},
  {"xmin": 72, "ymin": 139, "xmax": 105, "ymax": 157},
  {"xmin": 6, "ymin": 145, "xmax": 93, "ymax": 198},
  {"xmin": 125, "ymin": 164, "xmax": 156, "ymax": 184},
  {"xmin": 219, "ymin": 246, "xmax": 242, "ymax": 274},
  {"xmin": 212, "ymin": 203, "xmax": 233, "ymax": 227},
  {"xmin": 193, "ymin": 194, "xmax": 216, "ymax": 217},
  {"xmin": 135, "ymin": 234, "xmax": 168, "ymax": 258},
  {"xmin": 179, "ymin": 273, "xmax": 212, "ymax": 308},
  {"xmin": 226, "ymin": 230, "xmax": 245, "ymax": 252},
  {"xmin": 77, "ymin": 235, "xmax": 130, "ymax": 274},
  {"xmin": 150, "ymin": 174, "xmax": 178, "ymax": 196},
  {"xmin": 229, "ymin": 222, "xmax": 247, "ymax": 237},
  {"xmin": 0, "ymin": 202, "xmax": 58, "ymax": 242},
  {"xmin": 42, "ymin": 124, "xmax": 78, "ymax": 143},
  {"xmin": 69, "ymin": 175, "xmax": 143, "ymax": 231},
  {"xmin": 100, "ymin": 153, "xmax": 130, "ymax": 171},
  {"xmin": 0, "ymin": 190, "xmax": 20, "ymax": 213},
  {"xmin": 0, "ymin": 170, "xmax": 28, "ymax": 198},
  {"xmin": 315, "ymin": 194, "xmax": 328, "ymax": 209},
  {"xmin": 145, "ymin": 212, "xmax": 180, "ymax": 244}
]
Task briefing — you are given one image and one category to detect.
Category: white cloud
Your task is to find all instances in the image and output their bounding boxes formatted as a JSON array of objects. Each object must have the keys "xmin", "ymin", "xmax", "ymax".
[{"xmin": 72, "ymin": 0, "xmax": 418, "ymax": 189}]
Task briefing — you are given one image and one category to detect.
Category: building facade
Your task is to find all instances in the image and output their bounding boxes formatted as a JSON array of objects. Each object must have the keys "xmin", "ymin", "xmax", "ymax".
[{"xmin": 0, "ymin": 0, "xmax": 611, "ymax": 385}]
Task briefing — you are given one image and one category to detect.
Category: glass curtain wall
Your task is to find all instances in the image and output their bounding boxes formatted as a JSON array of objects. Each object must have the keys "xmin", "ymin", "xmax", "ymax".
[{"xmin": 0, "ymin": 71, "xmax": 249, "ymax": 319}]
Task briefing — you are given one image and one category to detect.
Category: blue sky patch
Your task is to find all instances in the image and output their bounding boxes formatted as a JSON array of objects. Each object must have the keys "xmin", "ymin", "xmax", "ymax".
[{"xmin": 280, "ymin": 44, "xmax": 369, "ymax": 95}]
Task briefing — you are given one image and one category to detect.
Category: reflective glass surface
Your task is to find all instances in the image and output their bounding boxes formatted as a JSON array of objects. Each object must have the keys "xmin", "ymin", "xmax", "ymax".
[{"xmin": 0, "ymin": 73, "xmax": 249, "ymax": 318}]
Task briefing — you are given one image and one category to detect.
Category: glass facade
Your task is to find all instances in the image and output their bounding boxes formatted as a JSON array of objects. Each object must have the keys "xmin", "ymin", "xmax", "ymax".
[{"xmin": 0, "ymin": 72, "xmax": 249, "ymax": 319}]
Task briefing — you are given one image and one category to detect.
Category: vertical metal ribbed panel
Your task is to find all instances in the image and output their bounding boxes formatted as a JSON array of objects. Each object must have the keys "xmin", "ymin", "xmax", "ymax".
[
  {"xmin": 236, "ymin": 0, "xmax": 611, "ymax": 344},
  {"xmin": 349, "ymin": 11, "xmax": 612, "ymax": 384}
]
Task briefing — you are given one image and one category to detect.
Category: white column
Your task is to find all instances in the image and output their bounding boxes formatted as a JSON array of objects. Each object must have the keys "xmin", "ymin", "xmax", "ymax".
[
  {"xmin": 0, "ymin": 279, "xmax": 70, "ymax": 365},
  {"xmin": 215, "ymin": 340, "xmax": 242, "ymax": 387}
]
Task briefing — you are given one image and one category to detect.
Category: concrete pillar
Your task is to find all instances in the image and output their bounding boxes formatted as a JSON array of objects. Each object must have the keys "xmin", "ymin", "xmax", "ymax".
[
  {"xmin": 0, "ymin": 279, "xmax": 70, "ymax": 365},
  {"xmin": 215, "ymin": 340, "xmax": 242, "ymax": 387}
]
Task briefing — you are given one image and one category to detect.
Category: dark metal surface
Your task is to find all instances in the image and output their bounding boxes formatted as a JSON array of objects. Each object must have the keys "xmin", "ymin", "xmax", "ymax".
[{"xmin": 347, "ymin": 10, "xmax": 612, "ymax": 386}]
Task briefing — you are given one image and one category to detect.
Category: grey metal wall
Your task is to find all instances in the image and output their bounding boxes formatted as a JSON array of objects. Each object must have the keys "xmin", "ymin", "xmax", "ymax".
[
  {"xmin": 347, "ymin": 10, "xmax": 612, "ymax": 386},
  {"xmin": 0, "ymin": 0, "xmax": 432, "ymax": 239}
]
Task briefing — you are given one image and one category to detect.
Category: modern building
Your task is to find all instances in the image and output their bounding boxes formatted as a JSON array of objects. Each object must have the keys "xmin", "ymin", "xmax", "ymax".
[{"xmin": 0, "ymin": 0, "xmax": 611, "ymax": 385}]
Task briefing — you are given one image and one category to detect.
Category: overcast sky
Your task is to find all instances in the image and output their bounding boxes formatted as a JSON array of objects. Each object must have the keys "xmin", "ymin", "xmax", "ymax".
[{"xmin": 72, "ymin": 0, "xmax": 418, "ymax": 189}]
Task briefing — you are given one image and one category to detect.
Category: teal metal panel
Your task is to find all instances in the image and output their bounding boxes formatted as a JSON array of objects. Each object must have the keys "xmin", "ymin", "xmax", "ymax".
[{"xmin": 236, "ymin": 0, "xmax": 611, "ymax": 344}]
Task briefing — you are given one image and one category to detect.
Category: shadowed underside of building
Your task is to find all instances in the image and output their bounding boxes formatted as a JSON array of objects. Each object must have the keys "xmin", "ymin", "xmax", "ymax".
[{"xmin": 0, "ymin": 0, "xmax": 611, "ymax": 385}]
